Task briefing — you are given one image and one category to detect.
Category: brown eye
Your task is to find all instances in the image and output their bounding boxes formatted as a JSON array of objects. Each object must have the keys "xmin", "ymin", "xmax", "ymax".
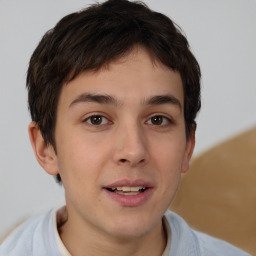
[
  {"xmin": 151, "ymin": 116, "xmax": 163, "ymax": 125},
  {"xmin": 146, "ymin": 115, "xmax": 171, "ymax": 126},
  {"xmin": 86, "ymin": 115, "xmax": 108, "ymax": 125}
]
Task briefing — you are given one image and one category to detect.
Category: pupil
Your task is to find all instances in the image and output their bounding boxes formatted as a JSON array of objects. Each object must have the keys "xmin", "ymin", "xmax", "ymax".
[
  {"xmin": 91, "ymin": 116, "xmax": 102, "ymax": 125},
  {"xmin": 152, "ymin": 116, "xmax": 162, "ymax": 125}
]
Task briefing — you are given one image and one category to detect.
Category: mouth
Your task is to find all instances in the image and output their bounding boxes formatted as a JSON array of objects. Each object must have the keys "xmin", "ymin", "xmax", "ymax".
[
  {"xmin": 106, "ymin": 186, "xmax": 148, "ymax": 196},
  {"xmin": 103, "ymin": 180, "xmax": 153, "ymax": 206}
]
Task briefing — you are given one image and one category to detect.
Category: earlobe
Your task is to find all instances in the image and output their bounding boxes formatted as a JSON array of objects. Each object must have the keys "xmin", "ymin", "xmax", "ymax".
[
  {"xmin": 28, "ymin": 122, "xmax": 59, "ymax": 176},
  {"xmin": 181, "ymin": 130, "xmax": 195, "ymax": 173}
]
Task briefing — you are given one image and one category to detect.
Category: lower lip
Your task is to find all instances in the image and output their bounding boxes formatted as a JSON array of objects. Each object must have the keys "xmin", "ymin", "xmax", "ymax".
[{"xmin": 104, "ymin": 188, "xmax": 153, "ymax": 207}]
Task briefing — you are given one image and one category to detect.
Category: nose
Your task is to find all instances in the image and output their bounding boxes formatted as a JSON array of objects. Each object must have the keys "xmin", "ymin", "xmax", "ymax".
[{"xmin": 113, "ymin": 123, "xmax": 149, "ymax": 167}]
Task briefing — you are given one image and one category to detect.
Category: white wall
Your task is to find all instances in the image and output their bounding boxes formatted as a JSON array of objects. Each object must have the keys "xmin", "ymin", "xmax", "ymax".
[{"xmin": 1, "ymin": 0, "xmax": 255, "ymax": 238}]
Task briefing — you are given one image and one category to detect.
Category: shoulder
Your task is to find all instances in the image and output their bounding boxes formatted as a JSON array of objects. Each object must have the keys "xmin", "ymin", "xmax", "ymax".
[
  {"xmin": 192, "ymin": 230, "xmax": 251, "ymax": 256},
  {"xmin": 0, "ymin": 209, "xmax": 60, "ymax": 256},
  {"xmin": 164, "ymin": 210, "xmax": 251, "ymax": 256}
]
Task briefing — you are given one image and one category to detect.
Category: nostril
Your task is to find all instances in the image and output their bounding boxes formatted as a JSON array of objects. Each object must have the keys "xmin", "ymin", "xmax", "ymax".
[
  {"xmin": 120, "ymin": 159, "xmax": 127, "ymax": 163},
  {"xmin": 139, "ymin": 159, "xmax": 145, "ymax": 164}
]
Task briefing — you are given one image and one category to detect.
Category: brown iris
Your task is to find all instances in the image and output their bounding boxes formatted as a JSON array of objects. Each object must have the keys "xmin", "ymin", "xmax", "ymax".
[
  {"xmin": 90, "ymin": 115, "xmax": 103, "ymax": 125},
  {"xmin": 151, "ymin": 116, "xmax": 163, "ymax": 125}
]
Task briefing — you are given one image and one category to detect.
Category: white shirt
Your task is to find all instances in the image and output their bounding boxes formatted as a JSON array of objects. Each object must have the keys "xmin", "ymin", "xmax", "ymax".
[{"xmin": 0, "ymin": 208, "xmax": 251, "ymax": 256}]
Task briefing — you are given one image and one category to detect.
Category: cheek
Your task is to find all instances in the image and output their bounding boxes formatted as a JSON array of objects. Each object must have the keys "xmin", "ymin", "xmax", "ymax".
[
  {"xmin": 55, "ymin": 132, "xmax": 110, "ymax": 184},
  {"xmin": 149, "ymin": 133, "xmax": 186, "ymax": 191},
  {"xmin": 55, "ymin": 138, "xmax": 105, "ymax": 207},
  {"xmin": 151, "ymin": 132, "xmax": 187, "ymax": 169}
]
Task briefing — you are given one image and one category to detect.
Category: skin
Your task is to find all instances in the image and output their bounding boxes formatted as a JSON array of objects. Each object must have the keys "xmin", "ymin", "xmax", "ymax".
[{"xmin": 29, "ymin": 47, "xmax": 195, "ymax": 256}]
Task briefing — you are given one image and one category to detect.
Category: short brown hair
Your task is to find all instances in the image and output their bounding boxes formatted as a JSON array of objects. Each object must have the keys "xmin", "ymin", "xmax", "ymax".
[{"xmin": 27, "ymin": 0, "xmax": 201, "ymax": 172}]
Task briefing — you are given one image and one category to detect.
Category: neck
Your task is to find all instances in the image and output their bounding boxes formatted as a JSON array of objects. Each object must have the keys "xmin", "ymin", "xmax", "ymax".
[{"xmin": 58, "ymin": 207, "xmax": 167, "ymax": 256}]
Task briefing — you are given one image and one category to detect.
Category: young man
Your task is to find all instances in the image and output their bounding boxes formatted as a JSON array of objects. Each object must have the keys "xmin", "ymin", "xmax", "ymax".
[{"xmin": 0, "ymin": 0, "xmax": 251, "ymax": 255}]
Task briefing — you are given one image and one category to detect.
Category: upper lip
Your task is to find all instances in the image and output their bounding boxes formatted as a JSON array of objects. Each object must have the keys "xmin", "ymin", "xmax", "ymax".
[{"xmin": 104, "ymin": 179, "xmax": 153, "ymax": 188}]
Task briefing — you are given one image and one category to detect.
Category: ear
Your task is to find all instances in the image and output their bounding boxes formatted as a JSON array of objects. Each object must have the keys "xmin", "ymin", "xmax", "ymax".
[
  {"xmin": 28, "ymin": 122, "xmax": 59, "ymax": 176},
  {"xmin": 181, "ymin": 129, "xmax": 195, "ymax": 173}
]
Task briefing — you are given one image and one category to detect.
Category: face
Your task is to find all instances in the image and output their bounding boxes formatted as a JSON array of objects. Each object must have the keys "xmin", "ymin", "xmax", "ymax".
[{"xmin": 42, "ymin": 47, "xmax": 194, "ymax": 239}]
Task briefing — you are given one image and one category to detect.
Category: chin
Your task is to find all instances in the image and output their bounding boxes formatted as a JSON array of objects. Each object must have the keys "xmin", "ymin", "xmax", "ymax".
[{"xmin": 103, "ymin": 213, "xmax": 158, "ymax": 239}]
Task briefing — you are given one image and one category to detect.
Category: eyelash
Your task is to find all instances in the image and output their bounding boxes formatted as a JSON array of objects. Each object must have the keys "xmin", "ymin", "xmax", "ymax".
[
  {"xmin": 82, "ymin": 114, "xmax": 112, "ymax": 126},
  {"xmin": 82, "ymin": 114, "xmax": 173, "ymax": 127},
  {"xmin": 146, "ymin": 115, "xmax": 173, "ymax": 127}
]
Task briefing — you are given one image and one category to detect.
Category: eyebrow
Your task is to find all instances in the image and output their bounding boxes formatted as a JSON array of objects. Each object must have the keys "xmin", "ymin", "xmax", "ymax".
[
  {"xmin": 69, "ymin": 93, "xmax": 120, "ymax": 108},
  {"xmin": 69, "ymin": 93, "xmax": 182, "ymax": 110},
  {"xmin": 143, "ymin": 95, "xmax": 182, "ymax": 110}
]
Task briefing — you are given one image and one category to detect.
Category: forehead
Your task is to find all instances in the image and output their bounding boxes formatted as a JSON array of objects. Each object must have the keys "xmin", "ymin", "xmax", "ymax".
[{"xmin": 59, "ymin": 47, "xmax": 184, "ymax": 109}]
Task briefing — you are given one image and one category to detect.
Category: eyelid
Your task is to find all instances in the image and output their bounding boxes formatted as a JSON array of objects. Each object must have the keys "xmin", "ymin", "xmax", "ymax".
[
  {"xmin": 145, "ymin": 114, "xmax": 174, "ymax": 126},
  {"xmin": 82, "ymin": 112, "xmax": 113, "ymax": 126}
]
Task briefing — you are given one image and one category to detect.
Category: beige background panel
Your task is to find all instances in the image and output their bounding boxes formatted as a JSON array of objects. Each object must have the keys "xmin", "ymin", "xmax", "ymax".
[{"xmin": 171, "ymin": 128, "xmax": 256, "ymax": 255}]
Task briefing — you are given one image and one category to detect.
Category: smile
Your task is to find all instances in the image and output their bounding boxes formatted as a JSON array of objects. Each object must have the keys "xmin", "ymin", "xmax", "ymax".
[
  {"xmin": 104, "ymin": 180, "xmax": 153, "ymax": 206},
  {"xmin": 107, "ymin": 186, "xmax": 147, "ymax": 196}
]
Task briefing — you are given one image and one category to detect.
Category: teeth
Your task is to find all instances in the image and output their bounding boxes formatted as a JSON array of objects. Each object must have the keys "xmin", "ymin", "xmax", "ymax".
[
  {"xmin": 108, "ymin": 186, "xmax": 146, "ymax": 193},
  {"xmin": 116, "ymin": 186, "xmax": 145, "ymax": 192}
]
